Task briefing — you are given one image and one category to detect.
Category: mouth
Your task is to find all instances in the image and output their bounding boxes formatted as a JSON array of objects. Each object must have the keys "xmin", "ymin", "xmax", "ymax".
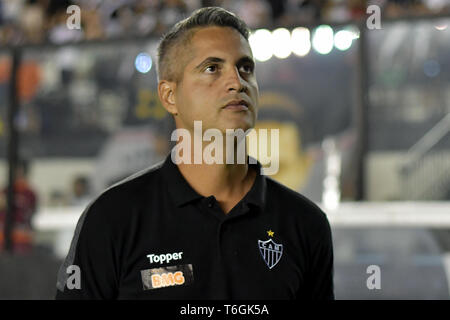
[{"xmin": 223, "ymin": 99, "xmax": 250, "ymax": 111}]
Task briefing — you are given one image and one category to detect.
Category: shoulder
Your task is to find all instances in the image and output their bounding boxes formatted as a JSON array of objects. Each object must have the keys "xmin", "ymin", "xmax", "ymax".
[
  {"xmin": 79, "ymin": 160, "xmax": 165, "ymax": 227},
  {"xmin": 99, "ymin": 160, "xmax": 164, "ymax": 202},
  {"xmin": 265, "ymin": 176, "xmax": 331, "ymax": 234},
  {"xmin": 56, "ymin": 160, "xmax": 167, "ymax": 292}
]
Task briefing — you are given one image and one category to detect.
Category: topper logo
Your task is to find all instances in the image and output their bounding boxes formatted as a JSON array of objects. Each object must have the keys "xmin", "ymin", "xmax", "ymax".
[
  {"xmin": 151, "ymin": 271, "xmax": 185, "ymax": 288},
  {"xmin": 147, "ymin": 252, "xmax": 183, "ymax": 264}
]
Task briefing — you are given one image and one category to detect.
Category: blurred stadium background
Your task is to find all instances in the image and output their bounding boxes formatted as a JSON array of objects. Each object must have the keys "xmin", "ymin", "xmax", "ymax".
[{"xmin": 1, "ymin": 0, "xmax": 450, "ymax": 299}]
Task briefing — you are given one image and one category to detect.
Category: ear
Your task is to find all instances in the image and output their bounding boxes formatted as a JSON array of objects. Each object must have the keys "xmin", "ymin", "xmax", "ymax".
[{"xmin": 158, "ymin": 80, "xmax": 178, "ymax": 116}]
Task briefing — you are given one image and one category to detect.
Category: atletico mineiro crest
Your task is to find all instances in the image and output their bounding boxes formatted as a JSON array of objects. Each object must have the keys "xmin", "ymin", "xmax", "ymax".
[{"xmin": 258, "ymin": 239, "xmax": 283, "ymax": 269}]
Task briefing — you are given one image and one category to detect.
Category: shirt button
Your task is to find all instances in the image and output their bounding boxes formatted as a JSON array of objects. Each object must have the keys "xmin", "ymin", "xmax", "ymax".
[{"xmin": 207, "ymin": 202, "xmax": 213, "ymax": 208}]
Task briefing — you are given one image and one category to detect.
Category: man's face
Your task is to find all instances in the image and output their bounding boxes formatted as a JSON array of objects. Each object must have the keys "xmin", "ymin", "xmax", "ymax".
[{"xmin": 173, "ymin": 26, "xmax": 259, "ymax": 133}]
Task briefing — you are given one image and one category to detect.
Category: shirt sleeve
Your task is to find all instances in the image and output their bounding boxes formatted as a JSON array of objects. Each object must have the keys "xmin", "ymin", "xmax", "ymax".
[
  {"xmin": 299, "ymin": 211, "xmax": 335, "ymax": 300},
  {"xmin": 55, "ymin": 200, "xmax": 120, "ymax": 300}
]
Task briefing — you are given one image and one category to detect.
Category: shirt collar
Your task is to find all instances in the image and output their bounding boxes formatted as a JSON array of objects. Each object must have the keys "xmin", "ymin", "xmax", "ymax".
[{"xmin": 161, "ymin": 153, "xmax": 266, "ymax": 209}]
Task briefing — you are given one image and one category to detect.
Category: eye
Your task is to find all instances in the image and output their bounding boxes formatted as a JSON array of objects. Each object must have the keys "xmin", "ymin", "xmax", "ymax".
[
  {"xmin": 239, "ymin": 64, "xmax": 254, "ymax": 74},
  {"xmin": 204, "ymin": 64, "xmax": 218, "ymax": 73}
]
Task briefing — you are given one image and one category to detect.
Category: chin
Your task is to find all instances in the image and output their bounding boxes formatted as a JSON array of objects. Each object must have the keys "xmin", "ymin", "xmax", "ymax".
[
  {"xmin": 221, "ymin": 123, "xmax": 253, "ymax": 133},
  {"xmin": 225, "ymin": 118, "xmax": 254, "ymax": 131}
]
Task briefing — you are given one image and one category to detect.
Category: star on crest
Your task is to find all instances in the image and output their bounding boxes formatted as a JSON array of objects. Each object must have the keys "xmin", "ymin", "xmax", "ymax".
[{"xmin": 267, "ymin": 230, "xmax": 274, "ymax": 237}]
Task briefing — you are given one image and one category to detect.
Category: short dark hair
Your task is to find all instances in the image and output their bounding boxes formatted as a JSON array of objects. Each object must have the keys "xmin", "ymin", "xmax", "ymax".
[{"xmin": 156, "ymin": 7, "xmax": 251, "ymax": 83}]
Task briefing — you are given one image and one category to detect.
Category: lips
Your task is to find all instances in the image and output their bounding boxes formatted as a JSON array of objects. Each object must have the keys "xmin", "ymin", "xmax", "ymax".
[{"xmin": 223, "ymin": 100, "xmax": 250, "ymax": 111}]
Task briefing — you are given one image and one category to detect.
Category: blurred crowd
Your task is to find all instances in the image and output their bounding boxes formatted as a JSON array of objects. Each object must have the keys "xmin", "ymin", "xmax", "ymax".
[{"xmin": 0, "ymin": 0, "xmax": 449, "ymax": 46}]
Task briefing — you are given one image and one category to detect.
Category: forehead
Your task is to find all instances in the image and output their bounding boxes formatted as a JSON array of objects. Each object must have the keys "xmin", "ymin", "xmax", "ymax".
[{"xmin": 187, "ymin": 26, "xmax": 253, "ymax": 63}]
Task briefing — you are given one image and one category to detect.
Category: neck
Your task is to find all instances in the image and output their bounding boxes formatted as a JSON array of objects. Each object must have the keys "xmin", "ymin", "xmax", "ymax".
[
  {"xmin": 174, "ymin": 140, "xmax": 255, "ymax": 202},
  {"xmin": 170, "ymin": 124, "xmax": 258, "ymax": 213}
]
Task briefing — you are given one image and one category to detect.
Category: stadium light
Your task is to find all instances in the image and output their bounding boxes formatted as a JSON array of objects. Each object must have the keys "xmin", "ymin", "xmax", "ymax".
[
  {"xmin": 272, "ymin": 28, "xmax": 292, "ymax": 59},
  {"xmin": 334, "ymin": 30, "xmax": 354, "ymax": 51},
  {"xmin": 312, "ymin": 25, "xmax": 334, "ymax": 55},
  {"xmin": 249, "ymin": 29, "xmax": 273, "ymax": 62},
  {"xmin": 434, "ymin": 17, "xmax": 448, "ymax": 30},
  {"xmin": 345, "ymin": 25, "xmax": 360, "ymax": 39},
  {"xmin": 291, "ymin": 27, "xmax": 311, "ymax": 57},
  {"xmin": 135, "ymin": 53, "xmax": 152, "ymax": 73}
]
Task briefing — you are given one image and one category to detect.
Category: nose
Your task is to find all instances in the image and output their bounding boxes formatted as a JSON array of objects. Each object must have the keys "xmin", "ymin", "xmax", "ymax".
[{"xmin": 226, "ymin": 66, "xmax": 247, "ymax": 93}]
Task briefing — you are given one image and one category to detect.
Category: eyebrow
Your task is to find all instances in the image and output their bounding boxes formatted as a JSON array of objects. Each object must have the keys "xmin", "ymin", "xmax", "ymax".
[{"xmin": 194, "ymin": 56, "xmax": 255, "ymax": 71}]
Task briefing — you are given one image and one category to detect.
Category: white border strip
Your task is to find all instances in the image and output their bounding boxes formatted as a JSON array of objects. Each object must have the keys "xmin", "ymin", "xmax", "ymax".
[
  {"xmin": 32, "ymin": 202, "xmax": 450, "ymax": 230},
  {"xmin": 441, "ymin": 253, "xmax": 450, "ymax": 296},
  {"xmin": 323, "ymin": 202, "xmax": 450, "ymax": 228}
]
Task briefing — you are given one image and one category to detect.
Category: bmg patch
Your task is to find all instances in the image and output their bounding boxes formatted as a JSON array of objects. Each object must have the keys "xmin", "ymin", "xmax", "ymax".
[{"xmin": 141, "ymin": 264, "xmax": 194, "ymax": 290}]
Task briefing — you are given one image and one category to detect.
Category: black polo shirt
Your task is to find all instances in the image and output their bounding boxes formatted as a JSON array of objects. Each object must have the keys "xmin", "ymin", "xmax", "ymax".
[{"xmin": 55, "ymin": 153, "xmax": 334, "ymax": 300}]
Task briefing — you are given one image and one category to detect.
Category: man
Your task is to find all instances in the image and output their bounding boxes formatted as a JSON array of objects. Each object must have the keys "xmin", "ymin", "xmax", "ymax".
[
  {"xmin": 55, "ymin": 7, "xmax": 334, "ymax": 300},
  {"xmin": 0, "ymin": 159, "xmax": 38, "ymax": 254}
]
